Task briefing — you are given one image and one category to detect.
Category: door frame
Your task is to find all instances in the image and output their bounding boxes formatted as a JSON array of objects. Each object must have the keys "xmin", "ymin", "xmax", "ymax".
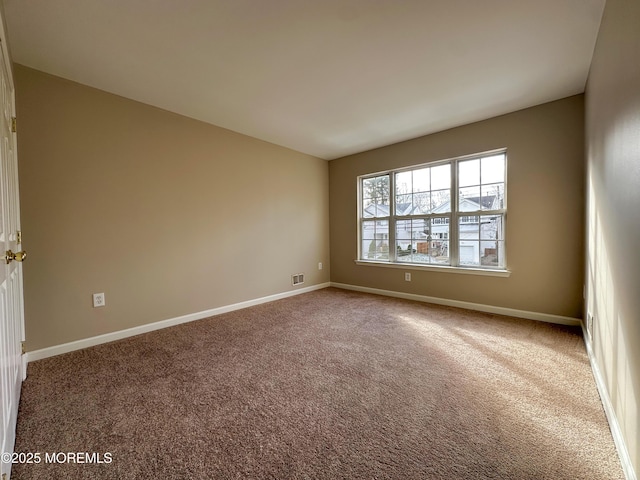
[{"xmin": 0, "ymin": 5, "xmax": 27, "ymax": 480}]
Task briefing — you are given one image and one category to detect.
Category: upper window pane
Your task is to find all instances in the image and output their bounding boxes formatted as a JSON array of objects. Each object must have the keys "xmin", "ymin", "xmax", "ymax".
[
  {"xmin": 362, "ymin": 199, "xmax": 376, "ymax": 218},
  {"xmin": 431, "ymin": 164, "xmax": 450, "ymax": 190},
  {"xmin": 481, "ymin": 184, "xmax": 505, "ymax": 210},
  {"xmin": 412, "ymin": 192, "xmax": 431, "ymax": 214},
  {"xmin": 395, "ymin": 164, "xmax": 452, "ymax": 215},
  {"xmin": 413, "ymin": 168, "xmax": 430, "ymax": 192},
  {"xmin": 362, "ymin": 178, "xmax": 376, "ymax": 198},
  {"xmin": 481, "ymin": 155, "xmax": 505, "ymax": 184},
  {"xmin": 362, "ymin": 175, "xmax": 390, "ymax": 217},
  {"xmin": 395, "ymin": 171, "xmax": 411, "ymax": 196},
  {"xmin": 458, "ymin": 186, "xmax": 481, "ymax": 211},
  {"xmin": 458, "ymin": 154, "xmax": 505, "ymax": 212},
  {"xmin": 431, "ymin": 189, "xmax": 451, "ymax": 213},
  {"xmin": 458, "ymin": 159, "xmax": 480, "ymax": 187}
]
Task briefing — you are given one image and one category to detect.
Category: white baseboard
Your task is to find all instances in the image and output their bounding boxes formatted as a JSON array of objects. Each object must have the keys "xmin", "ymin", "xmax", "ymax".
[
  {"xmin": 26, "ymin": 282, "xmax": 331, "ymax": 363},
  {"xmin": 27, "ymin": 281, "xmax": 579, "ymax": 364},
  {"xmin": 26, "ymin": 280, "xmax": 632, "ymax": 477},
  {"xmin": 330, "ymin": 282, "xmax": 581, "ymax": 326},
  {"xmin": 580, "ymin": 323, "xmax": 637, "ymax": 480}
]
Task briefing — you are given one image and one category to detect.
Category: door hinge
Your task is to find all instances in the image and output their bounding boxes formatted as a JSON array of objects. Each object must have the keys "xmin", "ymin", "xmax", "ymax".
[
  {"xmin": 16, "ymin": 230, "xmax": 22, "ymax": 244},
  {"xmin": 11, "ymin": 116, "xmax": 16, "ymax": 133},
  {"xmin": 21, "ymin": 342, "xmax": 26, "ymax": 354}
]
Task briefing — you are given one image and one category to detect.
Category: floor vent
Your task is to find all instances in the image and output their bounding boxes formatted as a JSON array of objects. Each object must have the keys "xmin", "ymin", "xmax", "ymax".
[{"xmin": 292, "ymin": 273, "xmax": 305, "ymax": 285}]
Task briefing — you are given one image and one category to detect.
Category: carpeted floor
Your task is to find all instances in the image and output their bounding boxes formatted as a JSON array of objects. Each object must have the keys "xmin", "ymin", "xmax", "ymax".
[{"xmin": 12, "ymin": 288, "xmax": 624, "ymax": 479}]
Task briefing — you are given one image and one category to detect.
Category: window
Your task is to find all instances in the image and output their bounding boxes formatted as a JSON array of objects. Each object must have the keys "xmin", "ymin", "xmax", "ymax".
[{"xmin": 359, "ymin": 150, "xmax": 506, "ymax": 270}]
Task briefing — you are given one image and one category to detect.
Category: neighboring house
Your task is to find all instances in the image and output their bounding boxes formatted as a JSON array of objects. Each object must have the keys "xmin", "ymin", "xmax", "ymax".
[{"xmin": 362, "ymin": 195, "xmax": 503, "ymax": 266}]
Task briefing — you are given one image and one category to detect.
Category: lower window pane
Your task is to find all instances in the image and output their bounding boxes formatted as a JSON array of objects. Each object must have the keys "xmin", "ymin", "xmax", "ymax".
[
  {"xmin": 396, "ymin": 219, "xmax": 423, "ymax": 260},
  {"xmin": 459, "ymin": 240, "xmax": 505, "ymax": 267},
  {"xmin": 396, "ymin": 218, "xmax": 450, "ymax": 265},
  {"xmin": 459, "ymin": 215, "xmax": 504, "ymax": 267},
  {"xmin": 459, "ymin": 241, "xmax": 480, "ymax": 265},
  {"xmin": 459, "ymin": 216, "xmax": 480, "ymax": 244},
  {"xmin": 482, "ymin": 240, "xmax": 505, "ymax": 267},
  {"xmin": 481, "ymin": 240, "xmax": 505, "ymax": 267},
  {"xmin": 480, "ymin": 215, "xmax": 504, "ymax": 240},
  {"xmin": 362, "ymin": 220, "xmax": 389, "ymax": 260},
  {"xmin": 425, "ymin": 218, "xmax": 450, "ymax": 264}
]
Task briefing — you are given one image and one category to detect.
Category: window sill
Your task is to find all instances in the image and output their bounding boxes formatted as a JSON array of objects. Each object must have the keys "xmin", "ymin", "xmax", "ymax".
[{"xmin": 354, "ymin": 260, "xmax": 511, "ymax": 277}]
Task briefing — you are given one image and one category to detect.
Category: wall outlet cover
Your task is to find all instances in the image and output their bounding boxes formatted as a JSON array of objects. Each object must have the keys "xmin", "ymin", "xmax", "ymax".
[{"xmin": 93, "ymin": 293, "xmax": 106, "ymax": 308}]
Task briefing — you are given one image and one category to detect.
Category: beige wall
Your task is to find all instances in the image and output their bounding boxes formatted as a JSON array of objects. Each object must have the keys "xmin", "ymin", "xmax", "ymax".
[
  {"xmin": 329, "ymin": 95, "xmax": 585, "ymax": 318},
  {"xmin": 15, "ymin": 65, "xmax": 330, "ymax": 352},
  {"xmin": 585, "ymin": 0, "xmax": 639, "ymax": 475}
]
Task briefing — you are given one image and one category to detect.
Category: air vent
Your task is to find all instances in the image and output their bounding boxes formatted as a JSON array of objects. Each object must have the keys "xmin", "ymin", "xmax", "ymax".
[{"xmin": 292, "ymin": 273, "xmax": 304, "ymax": 285}]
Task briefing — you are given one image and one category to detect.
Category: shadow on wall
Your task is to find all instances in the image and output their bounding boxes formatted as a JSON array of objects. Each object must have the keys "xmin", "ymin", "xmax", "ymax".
[{"xmin": 586, "ymin": 170, "xmax": 638, "ymax": 471}]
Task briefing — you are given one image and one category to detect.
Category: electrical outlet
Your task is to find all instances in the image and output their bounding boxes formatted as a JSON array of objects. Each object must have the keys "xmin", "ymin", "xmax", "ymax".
[
  {"xmin": 318, "ymin": 262, "xmax": 323, "ymax": 270},
  {"xmin": 405, "ymin": 272, "xmax": 411, "ymax": 281},
  {"xmin": 93, "ymin": 293, "xmax": 106, "ymax": 308}
]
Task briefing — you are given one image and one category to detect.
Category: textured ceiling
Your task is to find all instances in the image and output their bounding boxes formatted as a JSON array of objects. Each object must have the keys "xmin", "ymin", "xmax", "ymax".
[{"xmin": 3, "ymin": 0, "xmax": 605, "ymax": 160}]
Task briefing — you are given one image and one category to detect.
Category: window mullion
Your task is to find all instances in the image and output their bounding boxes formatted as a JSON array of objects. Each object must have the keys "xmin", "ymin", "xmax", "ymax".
[
  {"xmin": 389, "ymin": 173, "xmax": 397, "ymax": 262},
  {"xmin": 450, "ymin": 160, "xmax": 459, "ymax": 267},
  {"xmin": 476, "ymin": 208, "xmax": 506, "ymax": 216},
  {"xmin": 358, "ymin": 179, "xmax": 364, "ymax": 261}
]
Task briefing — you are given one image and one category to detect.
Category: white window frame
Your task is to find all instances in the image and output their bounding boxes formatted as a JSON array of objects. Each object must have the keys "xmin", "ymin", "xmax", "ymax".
[{"xmin": 356, "ymin": 149, "xmax": 509, "ymax": 277}]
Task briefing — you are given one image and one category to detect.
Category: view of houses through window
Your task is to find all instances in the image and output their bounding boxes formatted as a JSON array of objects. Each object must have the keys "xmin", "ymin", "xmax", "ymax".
[{"xmin": 360, "ymin": 151, "xmax": 506, "ymax": 269}]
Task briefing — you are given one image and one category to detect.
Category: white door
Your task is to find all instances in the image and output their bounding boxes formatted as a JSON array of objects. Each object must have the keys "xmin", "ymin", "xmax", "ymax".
[{"xmin": 0, "ymin": 20, "xmax": 26, "ymax": 480}]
